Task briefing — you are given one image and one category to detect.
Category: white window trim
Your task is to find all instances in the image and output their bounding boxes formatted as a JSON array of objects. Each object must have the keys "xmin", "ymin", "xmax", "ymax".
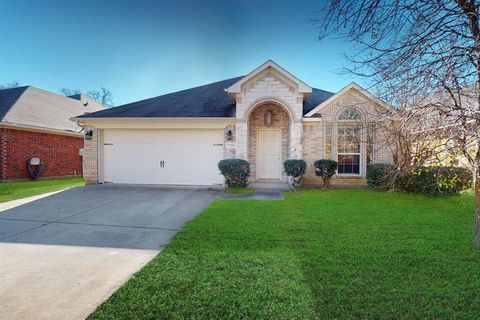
[
  {"xmin": 337, "ymin": 152, "xmax": 362, "ymax": 176},
  {"xmin": 336, "ymin": 126, "xmax": 362, "ymax": 176},
  {"xmin": 367, "ymin": 126, "xmax": 377, "ymax": 165},
  {"xmin": 338, "ymin": 107, "xmax": 363, "ymax": 121},
  {"xmin": 323, "ymin": 122, "xmax": 335, "ymax": 160}
]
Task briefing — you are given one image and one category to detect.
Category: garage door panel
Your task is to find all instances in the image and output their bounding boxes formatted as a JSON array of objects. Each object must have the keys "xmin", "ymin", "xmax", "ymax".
[
  {"xmin": 104, "ymin": 130, "xmax": 222, "ymax": 144},
  {"xmin": 103, "ymin": 129, "xmax": 224, "ymax": 185}
]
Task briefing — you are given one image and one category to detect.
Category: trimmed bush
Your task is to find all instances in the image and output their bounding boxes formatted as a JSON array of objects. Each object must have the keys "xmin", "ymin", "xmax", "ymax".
[
  {"xmin": 284, "ymin": 159, "xmax": 307, "ymax": 190},
  {"xmin": 366, "ymin": 164, "xmax": 395, "ymax": 189},
  {"xmin": 314, "ymin": 159, "xmax": 338, "ymax": 188},
  {"xmin": 218, "ymin": 159, "xmax": 250, "ymax": 188},
  {"xmin": 397, "ymin": 166, "xmax": 472, "ymax": 195}
]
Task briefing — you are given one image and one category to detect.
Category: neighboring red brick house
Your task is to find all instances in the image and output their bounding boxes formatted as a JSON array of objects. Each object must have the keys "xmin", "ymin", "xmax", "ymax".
[{"xmin": 0, "ymin": 86, "xmax": 104, "ymax": 180}]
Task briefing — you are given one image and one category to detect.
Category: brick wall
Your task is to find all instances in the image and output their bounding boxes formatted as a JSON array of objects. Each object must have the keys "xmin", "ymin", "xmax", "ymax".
[
  {"xmin": 82, "ymin": 126, "xmax": 100, "ymax": 184},
  {"xmin": 223, "ymin": 125, "xmax": 236, "ymax": 159},
  {"xmin": 0, "ymin": 128, "xmax": 83, "ymax": 180}
]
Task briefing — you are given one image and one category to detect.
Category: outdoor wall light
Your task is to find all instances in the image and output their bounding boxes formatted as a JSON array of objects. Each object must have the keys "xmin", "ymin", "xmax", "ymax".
[
  {"xmin": 264, "ymin": 110, "xmax": 273, "ymax": 127},
  {"xmin": 85, "ymin": 130, "xmax": 93, "ymax": 140},
  {"xmin": 226, "ymin": 129, "xmax": 233, "ymax": 141}
]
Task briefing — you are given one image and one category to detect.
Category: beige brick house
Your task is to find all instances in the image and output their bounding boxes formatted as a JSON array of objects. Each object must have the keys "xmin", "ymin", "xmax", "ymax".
[{"xmin": 72, "ymin": 60, "xmax": 393, "ymax": 186}]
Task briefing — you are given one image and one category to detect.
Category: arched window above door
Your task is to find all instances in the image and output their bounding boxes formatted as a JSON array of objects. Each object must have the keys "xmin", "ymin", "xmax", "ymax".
[{"xmin": 338, "ymin": 108, "xmax": 362, "ymax": 121}]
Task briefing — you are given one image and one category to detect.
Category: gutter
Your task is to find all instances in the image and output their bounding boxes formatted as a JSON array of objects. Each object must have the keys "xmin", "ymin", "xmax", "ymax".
[
  {"xmin": 0, "ymin": 121, "xmax": 83, "ymax": 137},
  {"xmin": 69, "ymin": 116, "xmax": 236, "ymax": 122}
]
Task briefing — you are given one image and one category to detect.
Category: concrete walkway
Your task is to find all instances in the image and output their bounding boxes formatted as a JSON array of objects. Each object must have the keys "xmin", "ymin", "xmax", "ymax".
[
  {"xmin": 0, "ymin": 243, "xmax": 157, "ymax": 320},
  {"xmin": 0, "ymin": 185, "xmax": 218, "ymax": 320},
  {"xmin": 220, "ymin": 190, "xmax": 284, "ymax": 200},
  {"xmin": 0, "ymin": 189, "xmax": 70, "ymax": 212}
]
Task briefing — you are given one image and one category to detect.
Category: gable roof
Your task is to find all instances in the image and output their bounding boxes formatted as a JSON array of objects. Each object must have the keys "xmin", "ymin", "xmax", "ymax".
[
  {"xmin": 305, "ymin": 82, "xmax": 393, "ymax": 117},
  {"xmin": 75, "ymin": 77, "xmax": 334, "ymax": 120},
  {"xmin": 0, "ymin": 86, "xmax": 105, "ymax": 133},
  {"xmin": 226, "ymin": 60, "xmax": 312, "ymax": 95}
]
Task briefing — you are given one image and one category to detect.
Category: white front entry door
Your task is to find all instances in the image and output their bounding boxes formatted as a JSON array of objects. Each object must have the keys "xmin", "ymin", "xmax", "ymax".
[{"xmin": 257, "ymin": 129, "xmax": 281, "ymax": 179}]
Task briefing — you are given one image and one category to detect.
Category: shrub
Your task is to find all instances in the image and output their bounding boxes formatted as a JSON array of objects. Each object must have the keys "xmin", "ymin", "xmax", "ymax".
[
  {"xmin": 284, "ymin": 159, "xmax": 307, "ymax": 190},
  {"xmin": 314, "ymin": 159, "xmax": 338, "ymax": 188},
  {"xmin": 397, "ymin": 166, "xmax": 472, "ymax": 195},
  {"xmin": 366, "ymin": 164, "xmax": 395, "ymax": 189},
  {"xmin": 218, "ymin": 159, "xmax": 250, "ymax": 188}
]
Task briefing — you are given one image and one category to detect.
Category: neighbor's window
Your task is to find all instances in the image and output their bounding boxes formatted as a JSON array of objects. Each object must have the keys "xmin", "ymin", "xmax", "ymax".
[
  {"xmin": 337, "ymin": 127, "xmax": 361, "ymax": 174},
  {"xmin": 338, "ymin": 108, "xmax": 362, "ymax": 121}
]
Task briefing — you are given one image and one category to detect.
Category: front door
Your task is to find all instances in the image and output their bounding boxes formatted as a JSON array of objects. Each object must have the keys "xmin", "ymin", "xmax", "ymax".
[{"xmin": 257, "ymin": 129, "xmax": 281, "ymax": 179}]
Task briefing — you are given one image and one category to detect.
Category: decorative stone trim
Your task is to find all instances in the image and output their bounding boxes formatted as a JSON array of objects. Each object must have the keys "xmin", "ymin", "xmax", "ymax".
[
  {"xmin": 242, "ymin": 97, "xmax": 298, "ymax": 122},
  {"xmin": 249, "ymin": 71, "xmax": 296, "ymax": 93}
]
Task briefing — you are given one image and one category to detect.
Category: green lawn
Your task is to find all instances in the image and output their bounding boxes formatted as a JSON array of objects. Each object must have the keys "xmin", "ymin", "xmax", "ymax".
[
  {"xmin": 89, "ymin": 189, "xmax": 479, "ymax": 319},
  {"xmin": 0, "ymin": 178, "xmax": 84, "ymax": 203}
]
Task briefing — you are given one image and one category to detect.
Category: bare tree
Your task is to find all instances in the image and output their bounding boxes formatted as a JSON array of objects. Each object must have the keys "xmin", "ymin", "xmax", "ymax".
[
  {"xmin": 59, "ymin": 88, "xmax": 81, "ymax": 96},
  {"xmin": 0, "ymin": 81, "xmax": 20, "ymax": 89},
  {"xmin": 59, "ymin": 87, "xmax": 114, "ymax": 107},
  {"xmin": 87, "ymin": 87, "xmax": 114, "ymax": 107},
  {"xmin": 317, "ymin": 0, "xmax": 480, "ymax": 246}
]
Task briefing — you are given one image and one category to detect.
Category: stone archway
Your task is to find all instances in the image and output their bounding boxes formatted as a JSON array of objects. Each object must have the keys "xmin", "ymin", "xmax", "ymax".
[{"xmin": 247, "ymin": 102, "xmax": 291, "ymax": 181}]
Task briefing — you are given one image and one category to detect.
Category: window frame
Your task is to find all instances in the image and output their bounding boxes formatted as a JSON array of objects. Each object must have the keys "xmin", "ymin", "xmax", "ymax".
[
  {"xmin": 338, "ymin": 107, "xmax": 362, "ymax": 121},
  {"xmin": 323, "ymin": 123, "xmax": 334, "ymax": 160},
  {"xmin": 336, "ymin": 126, "xmax": 362, "ymax": 176}
]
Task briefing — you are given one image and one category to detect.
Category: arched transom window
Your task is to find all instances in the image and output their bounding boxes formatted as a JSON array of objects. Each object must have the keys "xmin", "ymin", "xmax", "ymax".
[{"xmin": 338, "ymin": 108, "xmax": 362, "ymax": 121}]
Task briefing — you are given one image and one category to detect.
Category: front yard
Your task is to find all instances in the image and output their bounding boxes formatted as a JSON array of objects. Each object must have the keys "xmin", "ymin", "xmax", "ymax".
[
  {"xmin": 0, "ymin": 178, "xmax": 84, "ymax": 203},
  {"xmin": 90, "ymin": 189, "xmax": 479, "ymax": 319}
]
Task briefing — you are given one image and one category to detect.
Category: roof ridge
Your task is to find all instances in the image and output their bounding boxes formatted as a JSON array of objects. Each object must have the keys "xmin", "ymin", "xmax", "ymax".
[
  {"xmin": 311, "ymin": 87, "xmax": 335, "ymax": 94},
  {"xmin": 25, "ymin": 85, "xmax": 86, "ymax": 102}
]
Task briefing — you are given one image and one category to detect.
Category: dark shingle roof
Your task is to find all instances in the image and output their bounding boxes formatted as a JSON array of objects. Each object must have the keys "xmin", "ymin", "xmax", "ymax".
[
  {"xmin": 77, "ymin": 77, "xmax": 243, "ymax": 118},
  {"xmin": 0, "ymin": 86, "xmax": 29, "ymax": 119},
  {"xmin": 303, "ymin": 88, "xmax": 335, "ymax": 115},
  {"xmin": 77, "ymin": 77, "xmax": 335, "ymax": 119},
  {"xmin": 0, "ymin": 86, "xmax": 105, "ymax": 132}
]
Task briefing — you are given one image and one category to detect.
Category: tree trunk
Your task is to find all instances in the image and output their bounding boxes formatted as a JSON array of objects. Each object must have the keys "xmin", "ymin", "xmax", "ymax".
[{"xmin": 475, "ymin": 162, "xmax": 480, "ymax": 247}]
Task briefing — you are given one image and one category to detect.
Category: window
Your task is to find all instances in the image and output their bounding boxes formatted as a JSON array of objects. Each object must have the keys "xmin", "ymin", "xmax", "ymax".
[
  {"xmin": 324, "ymin": 124, "xmax": 333, "ymax": 159},
  {"xmin": 337, "ymin": 127, "xmax": 360, "ymax": 174},
  {"xmin": 367, "ymin": 127, "xmax": 375, "ymax": 165},
  {"xmin": 338, "ymin": 108, "xmax": 362, "ymax": 121}
]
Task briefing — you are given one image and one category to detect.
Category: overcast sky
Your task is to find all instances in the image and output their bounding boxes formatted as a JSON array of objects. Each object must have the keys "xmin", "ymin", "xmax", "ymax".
[{"xmin": 0, "ymin": 0, "xmax": 360, "ymax": 106}]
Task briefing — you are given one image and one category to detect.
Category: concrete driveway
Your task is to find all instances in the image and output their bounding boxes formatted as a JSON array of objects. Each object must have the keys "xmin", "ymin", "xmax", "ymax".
[{"xmin": 0, "ymin": 184, "xmax": 218, "ymax": 320}]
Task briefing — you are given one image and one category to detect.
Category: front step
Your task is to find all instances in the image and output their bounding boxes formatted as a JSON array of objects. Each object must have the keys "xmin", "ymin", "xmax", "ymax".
[{"xmin": 249, "ymin": 181, "xmax": 290, "ymax": 191}]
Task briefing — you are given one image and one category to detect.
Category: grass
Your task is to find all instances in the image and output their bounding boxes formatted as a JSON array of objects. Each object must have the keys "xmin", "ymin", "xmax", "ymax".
[
  {"xmin": 0, "ymin": 178, "xmax": 84, "ymax": 203},
  {"xmin": 224, "ymin": 187, "xmax": 256, "ymax": 194},
  {"xmin": 89, "ymin": 189, "xmax": 479, "ymax": 319}
]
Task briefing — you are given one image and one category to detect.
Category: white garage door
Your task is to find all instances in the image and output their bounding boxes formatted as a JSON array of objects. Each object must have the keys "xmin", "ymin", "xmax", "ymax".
[{"xmin": 103, "ymin": 129, "xmax": 224, "ymax": 185}]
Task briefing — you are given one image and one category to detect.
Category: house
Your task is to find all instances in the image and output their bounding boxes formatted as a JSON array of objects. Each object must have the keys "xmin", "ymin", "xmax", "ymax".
[
  {"xmin": 0, "ymin": 86, "xmax": 104, "ymax": 180},
  {"xmin": 72, "ymin": 60, "xmax": 393, "ymax": 186}
]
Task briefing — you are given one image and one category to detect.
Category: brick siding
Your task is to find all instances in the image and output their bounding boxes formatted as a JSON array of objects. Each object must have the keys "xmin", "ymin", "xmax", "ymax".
[
  {"xmin": 223, "ymin": 125, "xmax": 236, "ymax": 159},
  {"xmin": 82, "ymin": 127, "xmax": 100, "ymax": 184},
  {"xmin": 0, "ymin": 128, "xmax": 83, "ymax": 180}
]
